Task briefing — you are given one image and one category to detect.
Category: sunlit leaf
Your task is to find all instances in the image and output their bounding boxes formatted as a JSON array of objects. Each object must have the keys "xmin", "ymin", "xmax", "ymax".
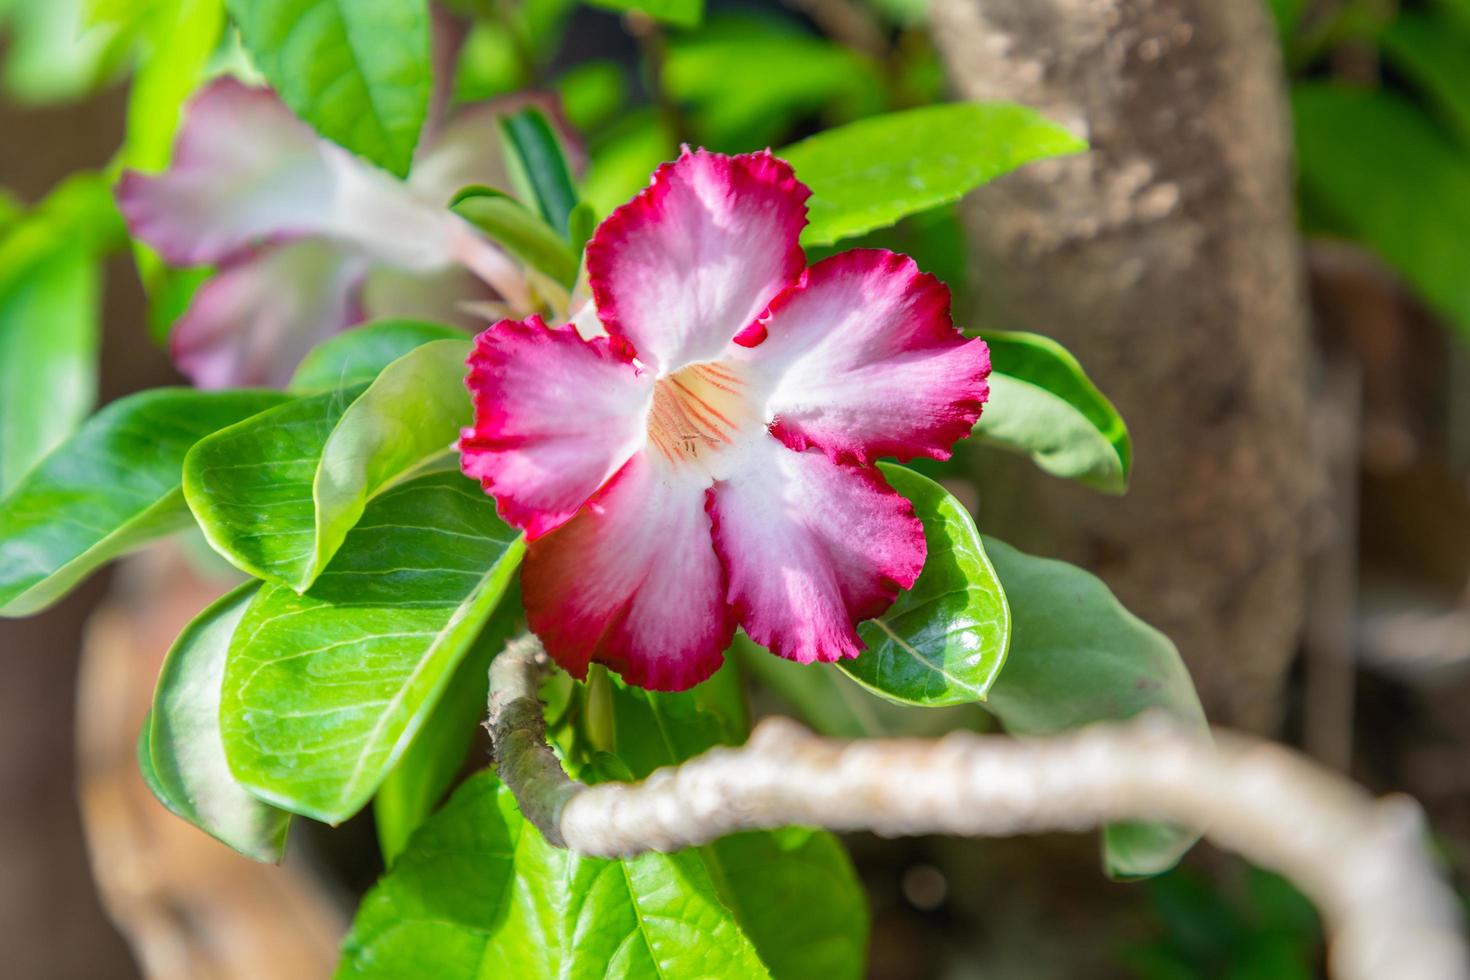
[
  {"xmin": 289, "ymin": 318, "xmax": 465, "ymax": 392},
  {"xmin": 497, "ymin": 108, "xmax": 579, "ymax": 238},
  {"xmin": 0, "ymin": 388, "xmax": 288, "ymax": 617},
  {"xmin": 226, "ymin": 0, "xmax": 431, "ymax": 175},
  {"xmin": 147, "ymin": 583, "xmax": 291, "ymax": 861},
  {"xmin": 220, "ymin": 471, "xmax": 524, "ymax": 823},
  {"xmin": 832, "ymin": 465, "xmax": 1009, "ymax": 706},
  {"xmin": 583, "ymin": 0, "xmax": 702, "ymax": 29},
  {"xmin": 975, "ymin": 330, "xmax": 1131, "ymax": 494},
  {"xmin": 781, "ymin": 102, "xmax": 1085, "ymax": 247},
  {"xmin": 451, "ymin": 189, "xmax": 579, "ymax": 286}
]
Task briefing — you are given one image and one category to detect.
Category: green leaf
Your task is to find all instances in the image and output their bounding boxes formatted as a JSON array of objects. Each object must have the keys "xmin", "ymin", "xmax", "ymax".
[
  {"xmin": 781, "ymin": 102, "xmax": 1086, "ymax": 247},
  {"xmin": 983, "ymin": 537, "xmax": 1207, "ymax": 877},
  {"xmin": 184, "ymin": 382, "xmax": 371, "ymax": 586},
  {"xmin": 451, "ymin": 190, "xmax": 579, "ymax": 286},
  {"xmin": 1, "ymin": 0, "xmax": 135, "ymax": 104},
  {"xmin": 1293, "ymin": 85, "xmax": 1470, "ymax": 341},
  {"xmin": 374, "ymin": 583, "xmax": 523, "ymax": 865},
  {"xmin": 220, "ymin": 471, "xmax": 524, "ymax": 823},
  {"xmin": 830, "ymin": 465, "xmax": 1010, "ymax": 706},
  {"xmin": 189, "ymin": 340, "xmax": 471, "ymax": 591},
  {"xmin": 337, "ymin": 772, "xmax": 770, "ymax": 979},
  {"xmin": 497, "ymin": 109, "xmax": 580, "ymax": 238},
  {"xmin": 609, "ymin": 670, "xmax": 869, "ymax": 980},
  {"xmin": 580, "ymin": 108, "xmax": 677, "ymax": 220},
  {"xmin": 0, "ymin": 388, "xmax": 288, "ymax": 618},
  {"xmin": 225, "ymin": 0, "xmax": 431, "ymax": 176},
  {"xmin": 0, "ymin": 173, "xmax": 125, "ymax": 493},
  {"xmin": 289, "ymin": 318, "xmax": 465, "ymax": 392},
  {"xmin": 974, "ymin": 330, "xmax": 1132, "ymax": 493},
  {"xmin": 583, "ymin": 0, "xmax": 702, "ymax": 29},
  {"xmin": 147, "ymin": 583, "xmax": 291, "ymax": 861},
  {"xmin": 1380, "ymin": 13, "xmax": 1470, "ymax": 147}
]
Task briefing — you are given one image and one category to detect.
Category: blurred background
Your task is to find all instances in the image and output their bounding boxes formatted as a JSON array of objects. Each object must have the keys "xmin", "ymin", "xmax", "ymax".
[{"xmin": 1, "ymin": 0, "xmax": 1467, "ymax": 976}]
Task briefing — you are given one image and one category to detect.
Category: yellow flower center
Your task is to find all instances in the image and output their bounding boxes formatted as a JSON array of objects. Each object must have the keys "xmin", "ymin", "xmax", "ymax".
[{"xmin": 646, "ymin": 361, "xmax": 756, "ymax": 472}]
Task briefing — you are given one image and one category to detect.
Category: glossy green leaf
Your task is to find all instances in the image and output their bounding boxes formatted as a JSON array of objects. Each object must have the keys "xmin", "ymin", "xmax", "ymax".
[
  {"xmin": 1381, "ymin": 13, "xmax": 1470, "ymax": 146},
  {"xmin": 583, "ymin": 0, "xmax": 702, "ymax": 29},
  {"xmin": 609, "ymin": 669, "xmax": 869, "ymax": 980},
  {"xmin": 975, "ymin": 330, "xmax": 1132, "ymax": 493},
  {"xmin": 0, "ymin": 388, "xmax": 288, "ymax": 618},
  {"xmin": 832, "ymin": 465, "xmax": 1009, "ymax": 706},
  {"xmin": 190, "ymin": 341, "xmax": 470, "ymax": 591},
  {"xmin": 226, "ymin": 0, "xmax": 431, "ymax": 176},
  {"xmin": 374, "ymin": 584, "xmax": 523, "ymax": 865},
  {"xmin": 983, "ymin": 537, "xmax": 1207, "ymax": 877},
  {"xmin": 497, "ymin": 108, "xmax": 579, "ymax": 238},
  {"xmin": 1293, "ymin": 85, "xmax": 1470, "ymax": 341},
  {"xmin": 148, "ymin": 584, "xmax": 291, "ymax": 861},
  {"xmin": 337, "ymin": 771, "xmax": 770, "ymax": 979},
  {"xmin": 221, "ymin": 471, "xmax": 524, "ymax": 823},
  {"xmin": 451, "ymin": 190, "xmax": 579, "ymax": 287},
  {"xmin": 289, "ymin": 318, "xmax": 465, "ymax": 392},
  {"xmin": 781, "ymin": 102, "xmax": 1086, "ymax": 247},
  {"xmin": 184, "ymin": 383, "xmax": 370, "ymax": 587}
]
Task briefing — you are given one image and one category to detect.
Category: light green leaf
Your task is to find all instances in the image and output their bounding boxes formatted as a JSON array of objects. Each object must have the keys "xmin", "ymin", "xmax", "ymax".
[
  {"xmin": 374, "ymin": 584, "xmax": 523, "ymax": 865},
  {"xmin": 189, "ymin": 341, "xmax": 470, "ymax": 591},
  {"xmin": 583, "ymin": 0, "xmax": 702, "ymax": 29},
  {"xmin": 580, "ymin": 108, "xmax": 678, "ymax": 220},
  {"xmin": 609, "ymin": 670, "xmax": 869, "ymax": 980},
  {"xmin": 221, "ymin": 471, "xmax": 524, "ymax": 823},
  {"xmin": 984, "ymin": 537, "xmax": 1207, "ymax": 877},
  {"xmin": 781, "ymin": 102, "xmax": 1086, "ymax": 247},
  {"xmin": 184, "ymin": 383, "xmax": 371, "ymax": 587},
  {"xmin": 451, "ymin": 190, "xmax": 579, "ymax": 287},
  {"xmin": 225, "ymin": 0, "xmax": 431, "ymax": 176},
  {"xmin": 0, "ymin": 388, "xmax": 288, "ymax": 618},
  {"xmin": 289, "ymin": 318, "xmax": 465, "ymax": 392},
  {"xmin": 832, "ymin": 465, "xmax": 1009, "ymax": 706},
  {"xmin": 1381, "ymin": 13, "xmax": 1470, "ymax": 147},
  {"xmin": 1, "ymin": 0, "xmax": 135, "ymax": 103},
  {"xmin": 975, "ymin": 330, "xmax": 1132, "ymax": 493},
  {"xmin": 148, "ymin": 583, "xmax": 290, "ymax": 861},
  {"xmin": 337, "ymin": 771, "xmax": 770, "ymax": 979},
  {"xmin": 1293, "ymin": 84, "xmax": 1470, "ymax": 341}
]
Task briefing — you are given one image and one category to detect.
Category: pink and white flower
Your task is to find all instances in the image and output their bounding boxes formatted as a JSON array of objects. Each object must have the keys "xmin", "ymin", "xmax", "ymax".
[
  {"xmin": 460, "ymin": 149, "xmax": 990, "ymax": 691},
  {"xmin": 117, "ymin": 78, "xmax": 570, "ymax": 388}
]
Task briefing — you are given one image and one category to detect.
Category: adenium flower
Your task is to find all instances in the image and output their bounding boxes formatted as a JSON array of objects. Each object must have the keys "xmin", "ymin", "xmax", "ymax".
[
  {"xmin": 117, "ymin": 78, "xmax": 568, "ymax": 388},
  {"xmin": 460, "ymin": 149, "xmax": 991, "ymax": 691}
]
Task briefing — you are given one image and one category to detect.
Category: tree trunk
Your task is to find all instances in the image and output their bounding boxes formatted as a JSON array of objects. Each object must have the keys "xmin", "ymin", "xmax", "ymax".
[{"xmin": 933, "ymin": 0, "xmax": 1316, "ymax": 731}]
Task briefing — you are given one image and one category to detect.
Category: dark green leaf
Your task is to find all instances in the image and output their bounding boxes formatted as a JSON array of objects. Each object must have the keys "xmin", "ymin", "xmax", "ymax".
[
  {"xmin": 452, "ymin": 190, "xmax": 579, "ymax": 287},
  {"xmin": 1380, "ymin": 13, "xmax": 1470, "ymax": 146},
  {"xmin": 984, "ymin": 537, "xmax": 1207, "ymax": 877},
  {"xmin": 834, "ymin": 465, "xmax": 1009, "ymax": 706},
  {"xmin": 975, "ymin": 330, "xmax": 1132, "ymax": 493},
  {"xmin": 221, "ymin": 471, "xmax": 524, "ymax": 823},
  {"xmin": 148, "ymin": 583, "xmax": 291, "ymax": 861},
  {"xmin": 374, "ymin": 583, "xmax": 523, "ymax": 865},
  {"xmin": 337, "ymin": 772, "xmax": 770, "ymax": 978},
  {"xmin": 289, "ymin": 318, "xmax": 466, "ymax": 392},
  {"xmin": 226, "ymin": 0, "xmax": 431, "ymax": 176},
  {"xmin": 1293, "ymin": 84, "xmax": 1470, "ymax": 340},
  {"xmin": 0, "ymin": 388, "xmax": 288, "ymax": 617},
  {"xmin": 498, "ymin": 108, "xmax": 579, "ymax": 238},
  {"xmin": 583, "ymin": 0, "xmax": 702, "ymax": 29},
  {"xmin": 781, "ymin": 102, "xmax": 1086, "ymax": 247}
]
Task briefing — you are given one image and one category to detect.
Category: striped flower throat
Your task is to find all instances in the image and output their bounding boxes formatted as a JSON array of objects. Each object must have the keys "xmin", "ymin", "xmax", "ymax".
[{"xmin": 646, "ymin": 360, "xmax": 760, "ymax": 477}]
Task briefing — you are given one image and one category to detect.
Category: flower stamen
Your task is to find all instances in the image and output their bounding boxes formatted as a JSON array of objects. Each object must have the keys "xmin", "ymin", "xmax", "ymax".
[{"xmin": 647, "ymin": 361, "xmax": 754, "ymax": 469}]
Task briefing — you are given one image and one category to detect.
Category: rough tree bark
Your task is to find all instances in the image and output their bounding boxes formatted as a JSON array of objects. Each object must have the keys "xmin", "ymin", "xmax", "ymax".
[{"xmin": 933, "ymin": 0, "xmax": 1316, "ymax": 731}]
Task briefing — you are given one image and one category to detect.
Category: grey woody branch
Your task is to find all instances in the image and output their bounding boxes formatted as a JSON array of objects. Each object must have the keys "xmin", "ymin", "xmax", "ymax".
[{"xmin": 485, "ymin": 635, "xmax": 1469, "ymax": 980}]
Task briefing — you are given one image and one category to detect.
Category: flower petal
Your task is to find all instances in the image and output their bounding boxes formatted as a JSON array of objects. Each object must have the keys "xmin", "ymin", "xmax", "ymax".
[
  {"xmin": 172, "ymin": 241, "xmax": 368, "ymax": 389},
  {"xmin": 743, "ymin": 249, "xmax": 990, "ymax": 464},
  {"xmin": 523, "ymin": 453, "xmax": 733, "ymax": 691},
  {"xmin": 116, "ymin": 78, "xmax": 530, "ymax": 308},
  {"xmin": 460, "ymin": 317, "xmax": 652, "ymax": 539},
  {"xmin": 709, "ymin": 441, "xmax": 926, "ymax": 664},
  {"xmin": 585, "ymin": 148, "xmax": 808, "ymax": 371}
]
